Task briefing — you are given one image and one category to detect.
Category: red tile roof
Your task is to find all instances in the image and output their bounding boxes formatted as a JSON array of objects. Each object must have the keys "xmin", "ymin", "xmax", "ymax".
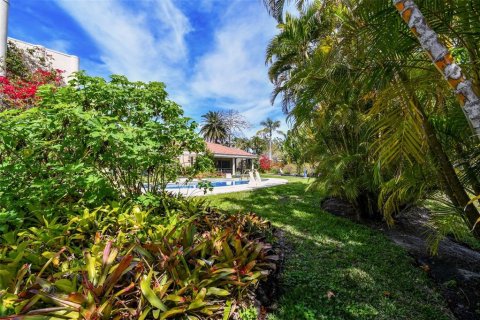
[{"xmin": 206, "ymin": 142, "xmax": 256, "ymax": 158}]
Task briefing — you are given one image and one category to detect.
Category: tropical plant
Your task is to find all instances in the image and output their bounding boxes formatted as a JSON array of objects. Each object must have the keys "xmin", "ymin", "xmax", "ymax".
[
  {"xmin": 264, "ymin": 0, "xmax": 480, "ymax": 238},
  {"xmin": 200, "ymin": 111, "xmax": 228, "ymax": 144},
  {"xmin": 0, "ymin": 199, "xmax": 277, "ymax": 319},
  {"xmin": 0, "ymin": 72, "xmax": 205, "ymax": 220},
  {"xmin": 259, "ymin": 118, "xmax": 281, "ymax": 160}
]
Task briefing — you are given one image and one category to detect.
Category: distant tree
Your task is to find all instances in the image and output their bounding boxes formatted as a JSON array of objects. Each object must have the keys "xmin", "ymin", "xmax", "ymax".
[
  {"xmin": 260, "ymin": 117, "xmax": 281, "ymax": 160},
  {"xmin": 283, "ymin": 130, "xmax": 303, "ymax": 165},
  {"xmin": 233, "ymin": 137, "xmax": 251, "ymax": 151},
  {"xmin": 220, "ymin": 109, "xmax": 250, "ymax": 146},
  {"xmin": 250, "ymin": 135, "xmax": 268, "ymax": 155},
  {"xmin": 200, "ymin": 111, "xmax": 227, "ymax": 144}
]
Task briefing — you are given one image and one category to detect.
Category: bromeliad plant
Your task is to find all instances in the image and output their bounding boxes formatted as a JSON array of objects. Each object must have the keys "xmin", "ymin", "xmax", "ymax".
[{"xmin": 0, "ymin": 200, "xmax": 277, "ymax": 319}]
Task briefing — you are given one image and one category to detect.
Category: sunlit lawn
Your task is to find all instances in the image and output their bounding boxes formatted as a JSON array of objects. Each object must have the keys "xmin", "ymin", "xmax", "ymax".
[{"xmin": 207, "ymin": 175, "xmax": 453, "ymax": 320}]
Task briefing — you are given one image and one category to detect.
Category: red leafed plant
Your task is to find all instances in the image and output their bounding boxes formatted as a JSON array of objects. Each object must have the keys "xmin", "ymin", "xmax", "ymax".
[
  {"xmin": 0, "ymin": 69, "xmax": 63, "ymax": 110},
  {"xmin": 0, "ymin": 41, "xmax": 65, "ymax": 111},
  {"xmin": 259, "ymin": 155, "xmax": 272, "ymax": 172}
]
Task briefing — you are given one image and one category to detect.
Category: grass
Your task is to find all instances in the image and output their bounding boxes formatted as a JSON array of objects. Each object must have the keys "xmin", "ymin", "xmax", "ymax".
[{"xmin": 207, "ymin": 175, "xmax": 453, "ymax": 320}]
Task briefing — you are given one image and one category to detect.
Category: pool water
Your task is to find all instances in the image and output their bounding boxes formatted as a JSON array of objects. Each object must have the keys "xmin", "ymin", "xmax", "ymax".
[{"xmin": 166, "ymin": 180, "xmax": 250, "ymax": 190}]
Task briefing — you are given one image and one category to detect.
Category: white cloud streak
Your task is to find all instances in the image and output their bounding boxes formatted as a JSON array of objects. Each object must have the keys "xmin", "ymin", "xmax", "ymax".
[
  {"xmin": 55, "ymin": 0, "xmax": 190, "ymax": 82},
  {"xmin": 55, "ymin": 0, "xmax": 287, "ymax": 135},
  {"xmin": 189, "ymin": 1, "xmax": 285, "ymax": 130}
]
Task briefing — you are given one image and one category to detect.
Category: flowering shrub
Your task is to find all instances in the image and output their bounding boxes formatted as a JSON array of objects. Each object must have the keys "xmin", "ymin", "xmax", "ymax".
[
  {"xmin": 0, "ymin": 69, "xmax": 63, "ymax": 110},
  {"xmin": 0, "ymin": 73, "xmax": 205, "ymax": 219},
  {"xmin": 259, "ymin": 155, "xmax": 272, "ymax": 172},
  {"xmin": 0, "ymin": 41, "xmax": 65, "ymax": 110}
]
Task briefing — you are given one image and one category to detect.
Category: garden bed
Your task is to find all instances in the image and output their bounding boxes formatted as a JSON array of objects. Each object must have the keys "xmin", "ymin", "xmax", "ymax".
[{"xmin": 0, "ymin": 196, "xmax": 280, "ymax": 319}]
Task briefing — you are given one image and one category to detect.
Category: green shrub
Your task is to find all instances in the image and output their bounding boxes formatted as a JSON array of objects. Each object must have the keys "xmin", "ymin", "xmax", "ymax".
[
  {"xmin": 0, "ymin": 198, "xmax": 277, "ymax": 319},
  {"xmin": 0, "ymin": 73, "xmax": 206, "ymax": 221}
]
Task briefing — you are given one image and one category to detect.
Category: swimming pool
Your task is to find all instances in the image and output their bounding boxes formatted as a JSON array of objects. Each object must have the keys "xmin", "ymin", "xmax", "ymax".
[{"xmin": 165, "ymin": 180, "xmax": 250, "ymax": 190}]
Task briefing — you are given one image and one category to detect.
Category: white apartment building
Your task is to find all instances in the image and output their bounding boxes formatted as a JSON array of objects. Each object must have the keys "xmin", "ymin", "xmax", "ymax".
[
  {"xmin": 8, "ymin": 37, "xmax": 80, "ymax": 80},
  {"xmin": 1, "ymin": 0, "xmax": 79, "ymax": 79}
]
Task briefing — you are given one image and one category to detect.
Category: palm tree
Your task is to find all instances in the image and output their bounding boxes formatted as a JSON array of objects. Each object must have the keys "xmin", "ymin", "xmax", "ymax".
[
  {"xmin": 393, "ymin": 0, "xmax": 480, "ymax": 136},
  {"xmin": 264, "ymin": 0, "xmax": 480, "ymax": 237},
  {"xmin": 260, "ymin": 118, "xmax": 281, "ymax": 160},
  {"xmin": 199, "ymin": 111, "xmax": 227, "ymax": 144}
]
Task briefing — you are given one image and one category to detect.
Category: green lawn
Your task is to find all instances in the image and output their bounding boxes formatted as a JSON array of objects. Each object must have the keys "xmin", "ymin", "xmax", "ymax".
[{"xmin": 207, "ymin": 176, "xmax": 453, "ymax": 320}]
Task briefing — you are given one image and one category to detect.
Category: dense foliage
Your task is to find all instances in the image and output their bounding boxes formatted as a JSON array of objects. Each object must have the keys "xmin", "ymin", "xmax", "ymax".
[
  {"xmin": 0, "ymin": 73, "xmax": 206, "ymax": 229},
  {"xmin": 0, "ymin": 197, "xmax": 277, "ymax": 319},
  {"xmin": 265, "ymin": 0, "xmax": 480, "ymax": 240}
]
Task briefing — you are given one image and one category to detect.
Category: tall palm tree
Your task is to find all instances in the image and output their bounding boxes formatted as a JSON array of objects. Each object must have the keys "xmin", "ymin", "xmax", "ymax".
[
  {"xmin": 199, "ymin": 111, "xmax": 227, "ymax": 144},
  {"xmin": 260, "ymin": 118, "xmax": 281, "ymax": 160},
  {"xmin": 393, "ymin": 0, "xmax": 480, "ymax": 136}
]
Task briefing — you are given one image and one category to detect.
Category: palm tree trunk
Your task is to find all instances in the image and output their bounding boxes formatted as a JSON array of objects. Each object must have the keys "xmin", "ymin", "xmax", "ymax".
[
  {"xmin": 400, "ymin": 74, "xmax": 480, "ymax": 237},
  {"xmin": 269, "ymin": 138, "xmax": 272, "ymax": 160},
  {"xmin": 393, "ymin": 0, "xmax": 480, "ymax": 136}
]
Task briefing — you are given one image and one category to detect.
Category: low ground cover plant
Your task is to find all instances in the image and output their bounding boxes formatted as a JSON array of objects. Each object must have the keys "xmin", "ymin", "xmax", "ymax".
[{"xmin": 0, "ymin": 196, "xmax": 277, "ymax": 319}]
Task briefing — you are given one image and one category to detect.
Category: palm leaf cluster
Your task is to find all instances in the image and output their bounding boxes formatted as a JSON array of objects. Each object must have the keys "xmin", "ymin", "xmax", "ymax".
[
  {"xmin": 266, "ymin": 0, "xmax": 480, "ymax": 240},
  {"xmin": 199, "ymin": 111, "xmax": 228, "ymax": 144}
]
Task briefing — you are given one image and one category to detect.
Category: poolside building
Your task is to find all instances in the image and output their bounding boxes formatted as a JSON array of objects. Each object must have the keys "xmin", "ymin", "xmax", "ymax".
[{"xmin": 180, "ymin": 142, "xmax": 256, "ymax": 175}]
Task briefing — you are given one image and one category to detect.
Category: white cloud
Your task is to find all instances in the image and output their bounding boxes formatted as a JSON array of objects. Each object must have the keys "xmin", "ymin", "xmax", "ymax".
[
  {"xmin": 55, "ymin": 0, "xmax": 287, "ymax": 137},
  {"xmin": 154, "ymin": 1, "xmax": 191, "ymax": 61},
  {"xmin": 191, "ymin": 3, "xmax": 276, "ymax": 101},
  {"xmin": 189, "ymin": 1, "xmax": 285, "ymax": 132},
  {"xmin": 55, "ymin": 0, "xmax": 190, "ymax": 82}
]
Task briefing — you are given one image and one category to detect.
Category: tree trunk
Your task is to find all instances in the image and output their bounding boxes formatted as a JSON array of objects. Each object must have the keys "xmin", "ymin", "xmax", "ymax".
[
  {"xmin": 402, "ymin": 78, "xmax": 480, "ymax": 237},
  {"xmin": 268, "ymin": 135, "xmax": 272, "ymax": 160},
  {"xmin": 393, "ymin": 0, "xmax": 480, "ymax": 136}
]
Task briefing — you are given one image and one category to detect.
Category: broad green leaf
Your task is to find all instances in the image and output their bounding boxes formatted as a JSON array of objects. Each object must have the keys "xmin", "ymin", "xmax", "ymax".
[{"xmin": 140, "ymin": 272, "xmax": 167, "ymax": 312}]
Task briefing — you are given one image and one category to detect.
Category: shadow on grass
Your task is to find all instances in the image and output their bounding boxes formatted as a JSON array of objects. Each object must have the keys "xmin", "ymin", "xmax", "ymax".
[{"xmin": 207, "ymin": 182, "xmax": 454, "ymax": 320}]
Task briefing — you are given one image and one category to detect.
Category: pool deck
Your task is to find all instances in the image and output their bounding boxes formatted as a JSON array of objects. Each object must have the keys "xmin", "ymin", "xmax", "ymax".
[{"xmin": 168, "ymin": 178, "xmax": 288, "ymax": 196}]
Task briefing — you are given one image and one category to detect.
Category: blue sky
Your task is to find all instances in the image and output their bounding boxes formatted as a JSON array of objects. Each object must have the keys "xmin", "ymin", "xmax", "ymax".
[{"xmin": 7, "ymin": 0, "xmax": 288, "ymax": 136}]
